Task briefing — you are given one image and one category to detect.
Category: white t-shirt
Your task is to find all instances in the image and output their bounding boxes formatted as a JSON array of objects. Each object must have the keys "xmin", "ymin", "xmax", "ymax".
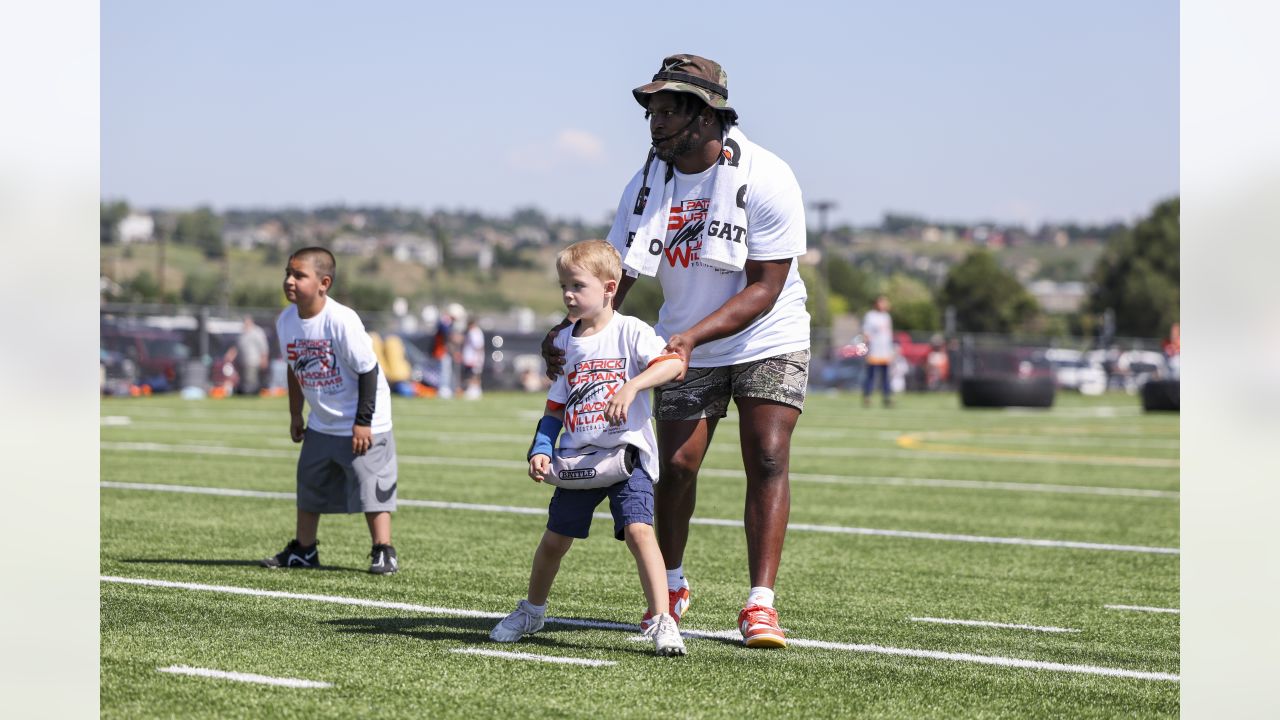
[
  {"xmin": 461, "ymin": 325, "xmax": 485, "ymax": 369},
  {"xmin": 606, "ymin": 139, "xmax": 810, "ymax": 367},
  {"xmin": 862, "ymin": 309, "xmax": 894, "ymax": 364},
  {"xmin": 277, "ymin": 298, "xmax": 393, "ymax": 436},
  {"xmin": 547, "ymin": 312, "xmax": 671, "ymax": 481}
]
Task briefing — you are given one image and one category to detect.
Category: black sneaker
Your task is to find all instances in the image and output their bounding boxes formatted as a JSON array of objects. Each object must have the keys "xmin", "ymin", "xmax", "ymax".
[
  {"xmin": 260, "ymin": 539, "xmax": 320, "ymax": 569},
  {"xmin": 369, "ymin": 544, "xmax": 398, "ymax": 575}
]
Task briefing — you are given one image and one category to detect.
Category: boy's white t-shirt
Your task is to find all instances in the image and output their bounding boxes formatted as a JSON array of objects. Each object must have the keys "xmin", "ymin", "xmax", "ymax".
[
  {"xmin": 547, "ymin": 312, "xmax": 671, "ymax": 481},
  {"xmin": 277, "ymin": 297, "xmax": 393, "ymax": 436},
  {"xmin": 606, "ymin": 141, "xmax": 810, "ymax": 367}
]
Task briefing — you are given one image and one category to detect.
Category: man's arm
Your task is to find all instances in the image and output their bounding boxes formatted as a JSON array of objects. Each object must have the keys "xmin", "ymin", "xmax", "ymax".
[
  {"xmin": 663, "ymin": 258, "xmax": 791, "ymax": 370},
  {"xmin": 612, "ymin": 274, "xmax": 638, "ymax": 310}
]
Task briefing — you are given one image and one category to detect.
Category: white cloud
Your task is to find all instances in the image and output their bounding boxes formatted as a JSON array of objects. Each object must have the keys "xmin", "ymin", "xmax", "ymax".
[
  {"xmin": 554, "ymin": 129, "xmax": 604, "ymax": 163},
  {"xmin": 508, "ymin": 128, "xmax": 605, "ymax": 171}
]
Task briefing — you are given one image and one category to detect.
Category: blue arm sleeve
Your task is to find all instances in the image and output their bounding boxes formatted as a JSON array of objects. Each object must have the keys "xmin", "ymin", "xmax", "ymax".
[{"xmin": 527, "ymin": 415, "xmax": 563, "ymax": 460}]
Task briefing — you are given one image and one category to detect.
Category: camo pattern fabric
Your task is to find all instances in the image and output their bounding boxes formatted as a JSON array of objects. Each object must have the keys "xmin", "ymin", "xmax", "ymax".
[
  {"xmin": 632, "ymin": 54, "xmax": 737, "ymax": 119},
  {"xmin": 654, "ymin": 350, "xmax": 809, "ymax": 421}
]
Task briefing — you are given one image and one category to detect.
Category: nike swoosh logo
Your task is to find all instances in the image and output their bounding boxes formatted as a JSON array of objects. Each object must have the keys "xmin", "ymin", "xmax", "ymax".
[
  {"xmin": 304, "ymin": 550, "xmax": 316, "ymax": 561},
  {"xmin": 375, "ymin": 482, "xmax": 397, "ymax": 503}
]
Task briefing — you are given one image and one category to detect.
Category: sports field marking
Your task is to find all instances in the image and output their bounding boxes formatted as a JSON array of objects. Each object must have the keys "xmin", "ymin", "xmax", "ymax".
[
  {"xmin": 103, "ymin": 577, "xmax": 1177, "ymax": 682},
  {"xmin": 156, "ymin": 664, "xmax": 332, "ymax": 688},
  {"xmin": 1105, "ymin": 605, "xmax": 1180, "ymax": 614},
  {"xmin": 109, "ymin": 419, "xmax": 1180, "ymax": 451},
  {"xmin": 101, "ymin": 441, "xmax": 1177, "ymax": 499},
  {"xmin": 909, "ymin": 617, "xmax": 1081, "ymax": 633},
  {"xmin": 100, "ymin": 481, "xmax": 1180, "ymax": 555},
  {"xmin": 892, "ymin": 436, "xmax": 1177, "ymax": 468},
  {"xmin": 450, "ymin": 647, "xmax": 616, "ymax": 667},
  {"xmin": 788, "ymin": 473, "xmax": 1177, "ymax": 499}
]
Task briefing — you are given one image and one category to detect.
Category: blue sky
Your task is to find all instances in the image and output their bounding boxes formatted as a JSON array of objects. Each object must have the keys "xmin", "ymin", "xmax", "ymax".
[{"xmin": 101, "ymin": 1, "xmax": 1178, "ymax": 228}]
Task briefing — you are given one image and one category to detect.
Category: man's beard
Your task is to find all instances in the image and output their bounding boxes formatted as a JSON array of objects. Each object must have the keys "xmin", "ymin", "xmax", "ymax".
[{"xmin": 654, "ymin": 131, "xmax": 696, "ymax": 163}]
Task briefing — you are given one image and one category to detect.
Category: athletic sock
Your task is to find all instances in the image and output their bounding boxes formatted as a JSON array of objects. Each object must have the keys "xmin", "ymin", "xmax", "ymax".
[
  {"xmin": 524, "ymin": 600, "xmax": 546, "ymax": 616},
  {"xmin": 666, "ymin": 565, "xmax": 688, "ymax": 591},
  {"xmin": 747, "ymin": 586, "xmax": 775, "ymax": 609}
]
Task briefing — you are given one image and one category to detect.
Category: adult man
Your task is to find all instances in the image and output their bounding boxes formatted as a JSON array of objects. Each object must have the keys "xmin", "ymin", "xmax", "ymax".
[
  {"xmin": 235, "ymin": 315, "xmax": 270, "ymax": 395},
  {"xmin": 544, "ymin": 54, "xmax": 809, "ymax": 648}
]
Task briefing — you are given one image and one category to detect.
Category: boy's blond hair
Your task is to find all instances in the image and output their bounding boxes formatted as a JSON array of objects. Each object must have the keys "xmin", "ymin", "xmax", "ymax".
[{"xmin": 556, "ymin": 239, "xmax": 622, "ymax": 284}]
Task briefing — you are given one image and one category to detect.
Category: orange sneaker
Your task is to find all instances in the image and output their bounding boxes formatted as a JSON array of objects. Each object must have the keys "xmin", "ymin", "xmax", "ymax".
[
  {"xmin": 738, "ymin": 604, "xmax": 786, "ymax": 648},
  {"xmin": 640, "ymin": 586, "xmax": 690, "ymax": 631}
]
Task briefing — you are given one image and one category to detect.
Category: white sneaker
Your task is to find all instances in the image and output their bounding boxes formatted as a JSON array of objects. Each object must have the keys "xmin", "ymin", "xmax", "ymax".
[
  {"xmin": 489, "ymin": 599, "xmax": 545, "ymax": 643},
  {"xmin": 643, "ymin": 612, "xmax": 687, "ymax": 656}
]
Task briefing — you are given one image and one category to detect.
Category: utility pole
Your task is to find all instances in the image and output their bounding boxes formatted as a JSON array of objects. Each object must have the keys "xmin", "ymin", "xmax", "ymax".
[
  {"xmin": 810, "ymin": 199, "xmax": 837, "ymax": 288},
  {"xmin": 810, "ymin": 200, "xmax": 837, "ymax": 360},
  {"xmin": 157, "ymin": 225, "xmax": 166, "ymax": 298}
]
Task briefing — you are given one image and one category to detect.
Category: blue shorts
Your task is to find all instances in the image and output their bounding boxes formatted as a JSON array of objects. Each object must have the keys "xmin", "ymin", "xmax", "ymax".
[{"xmin": 546, "ymin": 467, "xmax": 654, "ymax": 541}]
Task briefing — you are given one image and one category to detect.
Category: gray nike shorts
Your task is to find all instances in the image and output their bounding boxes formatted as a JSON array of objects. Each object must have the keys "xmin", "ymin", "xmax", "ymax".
[{"xmin": 296, "ymin": 428, "xmax": 398, "ymax": 513}]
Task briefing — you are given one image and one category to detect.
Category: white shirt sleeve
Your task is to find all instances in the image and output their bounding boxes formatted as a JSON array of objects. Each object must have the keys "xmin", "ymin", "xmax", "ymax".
[
  {"xmin": 745, "ymin": 157, "xmax": 807, "ymax": 261},
  {"xmin": 336, "ymin": 308, "xmax": 378, "ymax": 375},
  {"xmin": 627, "ymin": 317, "xmax": 672, "ymax": 370}
]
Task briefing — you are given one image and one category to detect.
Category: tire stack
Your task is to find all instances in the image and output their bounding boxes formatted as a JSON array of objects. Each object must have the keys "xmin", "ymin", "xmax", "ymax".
[
  {"xmin": 959, "ymin": 377, "xmax": 1056, "ymax": 409},
  {"xmin": 1140, "ymin": 379, "xmax": 1180, "ymax": 412}
]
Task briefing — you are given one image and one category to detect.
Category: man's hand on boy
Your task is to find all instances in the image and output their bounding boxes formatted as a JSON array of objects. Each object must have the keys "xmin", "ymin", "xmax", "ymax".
[
  {"xmin": 529, "ymin": 454, "xmax": 551, "ymax": 482},
  {"xmin": 352, "ymin": 425, "xmax": 372, "ymax": 456},
  {"xmin": 290, "ymin": 416, "xmax": 306, "ymax": 443},
  {"xmin": 605, "ymin": 385, "xmax": 638, "ymax": 425},
  {"xmin": 663, "ymin": 334, "xmax": 695, "ymax": 381},
  {"xmin": 540, "ymin": 319, "xmax": 571, "ymax": 380}
]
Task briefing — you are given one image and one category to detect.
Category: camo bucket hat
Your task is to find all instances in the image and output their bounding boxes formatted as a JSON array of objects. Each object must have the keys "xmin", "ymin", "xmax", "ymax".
[{"xmin": 632, "ymin": 54, "xmax": 738, "ymax": 123}]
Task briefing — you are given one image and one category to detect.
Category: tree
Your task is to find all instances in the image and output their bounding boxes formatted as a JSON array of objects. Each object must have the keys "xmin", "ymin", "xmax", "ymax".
[
  {"xmin": 937, "ymin": 249, "xmax": 1039, "ymax": 333},
  {"xmin": 1087, "ymin": 197, "xmax": 1179, "ymax": 338},
  {"xmin": 886, "ymin": 274, "xmax": 940, "ymax": 331},
  {"xmin": 173, "ymin": 207, "xmax": 225, "ymax": 259},
  {"xmin": 825, "ymin": 255, "xmax": 876, "ymax": 311},
  {"xmin": 101, "ymin": 200, "xmax": 130, "ymax": 245}
]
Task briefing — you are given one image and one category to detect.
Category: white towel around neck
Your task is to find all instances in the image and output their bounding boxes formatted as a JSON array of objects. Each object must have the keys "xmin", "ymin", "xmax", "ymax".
[{"xmin": 621, "ymin": 127, "xmax": 753, "ymax": 277}]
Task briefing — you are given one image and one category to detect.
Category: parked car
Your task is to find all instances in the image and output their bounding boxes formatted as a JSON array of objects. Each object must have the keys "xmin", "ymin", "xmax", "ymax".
[
  {"xmin": 100, "ymin": 325, "xmax": 192, "ymax": 393},
  {"xmin": 100, "ymin": 347, "xmax": 137, "ymax": 396},
  {"xmin": 1037, "ymin": 348, "xmax": 1107, "ymax": 396}
]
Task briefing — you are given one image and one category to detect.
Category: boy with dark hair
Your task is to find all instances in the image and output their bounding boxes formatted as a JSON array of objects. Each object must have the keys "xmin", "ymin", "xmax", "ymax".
[{"xmin": 260, "ymin": 247, "xmax": 401, "ymax": 575}]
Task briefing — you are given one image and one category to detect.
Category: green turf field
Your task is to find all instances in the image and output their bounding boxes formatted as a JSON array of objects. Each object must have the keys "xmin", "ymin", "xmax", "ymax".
[{"xmin": 101, "ymin": 391, "xmax": 1179, "ymax": 719}]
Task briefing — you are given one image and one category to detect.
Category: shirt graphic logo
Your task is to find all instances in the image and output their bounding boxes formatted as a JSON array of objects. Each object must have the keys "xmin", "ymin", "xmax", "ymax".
[
  {"xmin": 665, "ymin": 198, "xmax": 710, "ymax": 268},
  {"xmin": 564, "ymin": 358, "xmax": 627, "ymax": 432},
  {"xmin": 287, "ymin": 339, "xmax": 344, "ymax": 393}
]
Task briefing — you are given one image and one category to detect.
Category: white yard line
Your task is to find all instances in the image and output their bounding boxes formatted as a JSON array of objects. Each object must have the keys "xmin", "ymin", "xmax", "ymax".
[
  {"xmin": 109, "ymin": 419, "xmax": 1179, "ymax": 450},
  {"xmin": 909, "ymin": 617, "xmax": 1081, "ymax": 633},
  {"xmin": 450, "ymin": 647, "xmax": 616, "ymax": 667},
  {"xmin": 104, "ymin": 577, "xmax": 1176, "ymax": 682},
  {"xmin": 101, "ymin": 441, "xmax": 1177, "ymax": 499},
  {"xmin": 785, "ymin": 472, "xmax": 1177, "ymax": 499},
  {"xmin": 99, "ymin": 481, "xmax": 1180, "ymax": 555},
  {"xmin": 156, "ymin": 664, "xmax": 332, "ymax": 688},
  {"xmin": 1105, "ymin": 605, "xmax": 1180, "ymax": 615}
]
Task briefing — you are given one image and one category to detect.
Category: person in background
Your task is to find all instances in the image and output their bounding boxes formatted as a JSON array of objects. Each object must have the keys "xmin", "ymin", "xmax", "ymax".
[
  {"xmin": 862, "ymin": 295, "xmax": 893, "ymax": 407},
  {"xmin": 461, "ymin": 319, "xmax": 486, "ymax": 400},
  {"xmin": 432, "ymin": 313, "xmax": 455, "ymax": 398},
  {"xmin": 925, "ymin": 334, "xmax": 950, "ymax": 391},
  {"xmin": 235, "ymin": 315, "xmax": 270, "ymax": 395}
]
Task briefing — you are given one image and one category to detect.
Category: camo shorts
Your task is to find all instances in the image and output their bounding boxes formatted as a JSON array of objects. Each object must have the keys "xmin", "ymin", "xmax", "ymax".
[{"xmin": 653, "ymin": 349, "xmax": 809, "ymax": 421}]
